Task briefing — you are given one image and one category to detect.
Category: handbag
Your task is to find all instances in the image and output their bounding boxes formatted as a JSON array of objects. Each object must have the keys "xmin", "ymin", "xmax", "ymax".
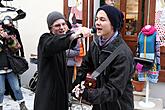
[
  {"xmin": 7, "ymin": 53, "xmax": 29, "ymax": 75},
  {"xmin": 84, "ymin": 44, "xmax": 124, "ymax": 89},
  {"xmin": 134, "ymin": 57, "xmax": 154, "ymax": 72}
]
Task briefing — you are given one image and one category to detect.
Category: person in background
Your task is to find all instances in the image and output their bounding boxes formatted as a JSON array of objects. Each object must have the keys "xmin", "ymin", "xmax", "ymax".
[
  {"xmin": 0, "ymin": 21, "xmax": 28, "ymax": 110},
  {"xmin": 34, "ymin": 11, "xmax": 89, "ymax": 110},
  {"xmin": 105, "ymin": 0, "xmax": 124, "ymax": 31},
  {"xmin": 105, "ymin": 0, "xmax": 116, "ymax": 6},
  {"xmin": 2, "ymin": 16, "xmax": 25, "ymax": 101},
  {"xmin": 72, "ymin": 5, "xmax": 134, "ymax": 110},
  {"xmin": 65, "ymin": 20, "xmax": 86, "ymax": 93},
  {"xmin": 66, "ymin": 20, "xmax": 80, "ymax": 93},
  {"xmin": 2, "ymin": 16, "xmax": 24, "ymax": 57}
]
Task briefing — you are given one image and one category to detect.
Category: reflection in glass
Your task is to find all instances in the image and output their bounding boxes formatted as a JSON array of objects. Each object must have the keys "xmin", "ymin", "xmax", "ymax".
[
  {"xmin": 125, "ymin": 0, "xmax": 138, "ymax": 36},
  {"xmin": 114, "ymin": 0, "xmax": 120, "ymax": 9},
  {"xmin": 68, "ymin": 0, "xmax": 83, "ymax": 28},
  {"xmin": 104, "ymin": 0, "xmax": 120, "ymax": 8}
]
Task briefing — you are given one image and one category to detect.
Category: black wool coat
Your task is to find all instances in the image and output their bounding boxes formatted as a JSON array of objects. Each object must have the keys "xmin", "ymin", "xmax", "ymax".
[
  {"xmin": 34, "ymin": 33, "xmax": 76, "ymax": 110},
  {"xmin": 73, "ymin": 34, "xmax": 134, "ymax": 110}
]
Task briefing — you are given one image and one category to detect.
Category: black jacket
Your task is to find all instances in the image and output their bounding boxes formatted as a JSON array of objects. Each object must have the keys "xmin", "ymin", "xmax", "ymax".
[
  {"xmin": 13, "ymin": 28, "xmax": 24, "ymax": 57},
  {"xmin": 73, "ymin": 34, "xmax": 134, "ymax": 110},
  {"xmin": 34, "ymin": 32, "xmax": 76, "ymax": 110},
  {"xmin": 0, "ymin": 38, "xmax": 14, "ymax": 70}
]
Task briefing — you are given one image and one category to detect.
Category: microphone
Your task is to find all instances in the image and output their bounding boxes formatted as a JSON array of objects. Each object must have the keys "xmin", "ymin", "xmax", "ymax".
[
  {"xmin": 90, "ymin": 27, "xmax": 96, "ymax": 35},
  {"xmin": 70, "ymin": 27, "xmax": 96, "ymax": 40}
]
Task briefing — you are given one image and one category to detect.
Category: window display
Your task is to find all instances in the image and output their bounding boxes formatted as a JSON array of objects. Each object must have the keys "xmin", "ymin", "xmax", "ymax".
[{"xmin": 125, "ymin": 0, "xmax": 138, "ymax": 36}]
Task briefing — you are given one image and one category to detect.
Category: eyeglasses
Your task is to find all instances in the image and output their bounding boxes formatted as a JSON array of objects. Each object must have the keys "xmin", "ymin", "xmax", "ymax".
[{"xmin": 51, "ymin": 22, "xmax": 66, "ymax": 29}]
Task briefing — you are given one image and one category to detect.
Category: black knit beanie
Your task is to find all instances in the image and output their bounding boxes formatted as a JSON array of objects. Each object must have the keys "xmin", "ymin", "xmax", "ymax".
[
  {"xmin": 47, "ymin": 11, "xmax": 65, "ymax": 29},
  {"xmin": 96, "ymin": 5, "xmax": 124, "ymax": 31}
]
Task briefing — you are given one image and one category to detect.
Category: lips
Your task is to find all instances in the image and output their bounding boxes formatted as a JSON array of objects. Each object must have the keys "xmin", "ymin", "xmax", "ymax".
[
  {"xmin": 59, "ymin": 30, "xmax": 65, "ymax": 34},
  {"xmin": 96, "ymin": 28, "xmax": 102, "ymax": 33}
]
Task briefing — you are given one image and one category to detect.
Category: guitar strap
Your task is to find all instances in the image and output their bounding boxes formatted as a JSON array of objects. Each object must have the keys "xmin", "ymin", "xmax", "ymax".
[{"xmin": 91, "ymin": 44, "xmax": 124, "ymax": 79}]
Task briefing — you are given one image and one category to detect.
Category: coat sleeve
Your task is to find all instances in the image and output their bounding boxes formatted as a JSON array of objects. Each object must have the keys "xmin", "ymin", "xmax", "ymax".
[
  {"xmin": 66, "ymin": 43, "xmax": 80, "ymax": 58},
  {"xmin": 38, "ymin": 33, "xmax": 77, "ymax": 57},
  {"xmin": 15, "ymin": 29, "xmax": 24, "ymax": 57}
]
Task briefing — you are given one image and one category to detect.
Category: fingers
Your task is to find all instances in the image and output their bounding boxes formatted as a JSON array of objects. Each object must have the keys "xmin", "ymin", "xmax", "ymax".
[
  {"xmin": 70, "ymin": 27, "xmax": 92, "ymax": 40},
  {"xmin": 74, "ymin": 27, "xmax": 89, "ymax": 36},
  {"xmin": 72, "ymin": 83, "xmax": 85, "ymax": 98},
  {"xmin": 72, "ymin": 84, "xmax": 81, "ymax": 98},
  {"xmin": 80, "ymin": 27, "xmax": 91, "ymax": 38},
  {"xmin": 0, "ymin": 31, "xmax": 8, "ymax": 38}
]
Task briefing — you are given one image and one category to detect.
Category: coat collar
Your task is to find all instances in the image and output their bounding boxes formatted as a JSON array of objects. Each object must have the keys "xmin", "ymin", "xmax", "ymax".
[{"xmin": 93, "ymin": 34, "xmax": 122, "ymax": 53}]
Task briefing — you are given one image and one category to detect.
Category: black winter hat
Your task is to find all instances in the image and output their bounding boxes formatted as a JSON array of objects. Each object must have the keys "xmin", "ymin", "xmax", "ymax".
[
  {"xmin": 47, "ymin": 11, "xmax": 65, "ymax": 29},
  {"xmin": 96, "ymin": 5, "xmax": 124, "ymax": 31}
]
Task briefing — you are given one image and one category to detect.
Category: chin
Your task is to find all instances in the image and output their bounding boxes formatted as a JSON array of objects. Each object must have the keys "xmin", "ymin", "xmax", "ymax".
[{"xmin": 97, "ymin": 32, "xmax": 102, "ymax": 36}]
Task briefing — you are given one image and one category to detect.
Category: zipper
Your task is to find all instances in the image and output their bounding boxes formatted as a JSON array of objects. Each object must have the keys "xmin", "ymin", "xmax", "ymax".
[
  {"xmin": 99, "ymin": 104, "xmax": 102, "ymax": 110},
  {"xmin": 117, "ymin": 99, "xmax": 121, "ymax": 110}
]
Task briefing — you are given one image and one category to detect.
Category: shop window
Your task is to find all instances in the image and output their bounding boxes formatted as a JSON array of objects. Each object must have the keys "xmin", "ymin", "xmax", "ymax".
[
  {"xmin": 68, "ymin": 0, "xmax": 83, "ymax": 27},
  {"xmin": 125, "ymin": 0, "xmax": 138, "ymax": 36},
  {"xmin": 114, "ymin": 0, "xmax": 120, "ymax": 8},
  {"xmin": 64, "ymin": 0, "xmax": 93, "ymax": 27},
  {"xmin": 101, "ymin": 0, "xmax": 120, "ymax": 8}
]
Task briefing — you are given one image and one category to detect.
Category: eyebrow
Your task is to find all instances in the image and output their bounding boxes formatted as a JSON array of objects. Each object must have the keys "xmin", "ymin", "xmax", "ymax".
[
  {"xmin": 96, "ymin": 17, "xmax": 107, "ymax": 20},
  {"xmin": 52, "ymin": 22, "xmax": 66, "ymax": 27}
]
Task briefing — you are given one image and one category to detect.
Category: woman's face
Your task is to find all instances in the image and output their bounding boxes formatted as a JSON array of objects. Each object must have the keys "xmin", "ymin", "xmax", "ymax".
[
  {"xmin": 95, "ymin": 10, "xmax": 114, "ymax": 39},
  {"xmin": 50, "ymin": 19, "xmax": 67, "ymax": 35}
]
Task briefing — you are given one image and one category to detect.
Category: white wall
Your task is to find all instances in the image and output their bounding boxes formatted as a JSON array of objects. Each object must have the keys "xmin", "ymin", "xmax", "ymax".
[
  {"xmin": 1, "ymin": 0, "xmax": 63, "ymax": 87},
  {"xmin": 11, "ymin": 0, "xmax": 63, "ymax": 58}
]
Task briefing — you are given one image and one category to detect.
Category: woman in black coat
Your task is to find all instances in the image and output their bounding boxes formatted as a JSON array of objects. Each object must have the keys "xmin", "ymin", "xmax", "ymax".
[{"xmin": 72, "ymin": 5, "xmax": 134, "ymax": 110}]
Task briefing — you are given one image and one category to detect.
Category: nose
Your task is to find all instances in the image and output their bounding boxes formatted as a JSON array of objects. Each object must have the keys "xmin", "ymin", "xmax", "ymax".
[
  {"xmin": 95, "ymin": 19, "xmax": 101, "ymax": 26},
  {"xmin": 59, "ymin": 24, "xmax": 64, "ymax": 29}
]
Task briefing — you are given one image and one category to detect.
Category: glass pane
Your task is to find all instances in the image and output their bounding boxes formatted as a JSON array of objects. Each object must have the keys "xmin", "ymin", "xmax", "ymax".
[
  {"xmin": 114, "ymin": 0, "xmax": 120, "ymax": 9},
  {"xmin": 104, "ymin": 0, "xmax": 120, "ymax": 8},
  {"xmin": 68, "ymin": 0, "xmax": 83, "ymax": 28},
  {"xmin": 125, "ymin": 0, "xmax": 138, "ymax": 36}
]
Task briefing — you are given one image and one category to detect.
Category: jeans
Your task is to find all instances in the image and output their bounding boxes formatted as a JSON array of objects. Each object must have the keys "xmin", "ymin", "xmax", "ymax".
[{"xmin": 0, "ymin": 71, "xmax": 23, "ymax": 103}]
